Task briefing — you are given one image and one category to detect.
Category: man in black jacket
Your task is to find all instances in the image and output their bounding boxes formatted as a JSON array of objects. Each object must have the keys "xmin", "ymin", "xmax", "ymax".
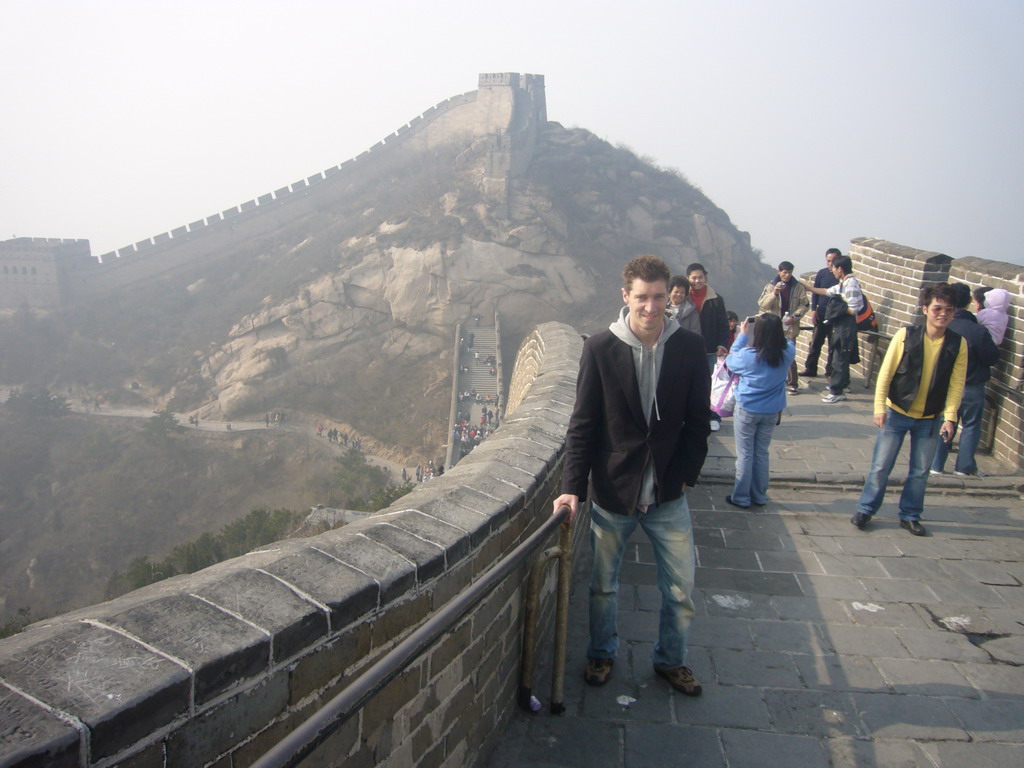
[
  {"xmin": 930, "ymin": 282, "xmax": 1000, "ymax": 477},
  {"xmin": 801, "ymin": 248, "xmax": 841, "ymax": 377},
  {"xmin": 553, "ymin": 255, "xmax": 710, "ymax": 696}
]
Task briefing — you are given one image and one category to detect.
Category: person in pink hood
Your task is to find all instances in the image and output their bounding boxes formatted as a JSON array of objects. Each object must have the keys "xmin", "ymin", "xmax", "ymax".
[{"xmin": 975, "ymin": 287, "xmax": 1011, "ymax": 345}]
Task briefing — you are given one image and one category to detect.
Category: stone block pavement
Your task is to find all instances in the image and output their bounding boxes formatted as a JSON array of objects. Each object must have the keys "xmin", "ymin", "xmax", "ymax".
[{"xmin": 488, "ymin": 379, "xmax": 1024, "ymax": 767}]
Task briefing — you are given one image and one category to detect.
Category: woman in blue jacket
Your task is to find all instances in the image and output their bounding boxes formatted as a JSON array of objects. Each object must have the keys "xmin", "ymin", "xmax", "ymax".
[{"xmin": 724, "ymin": 314, "xmax": 795, "ymax": 508}]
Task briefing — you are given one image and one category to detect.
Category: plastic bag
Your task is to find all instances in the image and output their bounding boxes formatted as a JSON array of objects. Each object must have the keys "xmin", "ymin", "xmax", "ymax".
[{"xmin": 710, "ymin": 359, "xmax": 739, "ymax": 418}]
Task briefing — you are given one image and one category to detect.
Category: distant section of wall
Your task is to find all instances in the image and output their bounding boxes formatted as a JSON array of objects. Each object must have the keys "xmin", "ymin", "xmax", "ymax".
[
  {"xmin": 0, "ymin": 73, "xmax": 549, "ymax": 311},
  {"xmin": 795, "ymin": 238, "xmax": 1024, "ymax": 468},
  {"xmin": 0, "ymin": 322, "xmax": 583, "ymax": 768},
  {"xmin": 0, "ymin": 238, "xmax": 95, "ymax": 310}
]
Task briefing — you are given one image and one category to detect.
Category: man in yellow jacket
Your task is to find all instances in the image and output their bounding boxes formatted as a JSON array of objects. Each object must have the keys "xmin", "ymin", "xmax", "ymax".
[{"xmin": 851, "ymin": 283, "xmax": 967, "ymax": 536}]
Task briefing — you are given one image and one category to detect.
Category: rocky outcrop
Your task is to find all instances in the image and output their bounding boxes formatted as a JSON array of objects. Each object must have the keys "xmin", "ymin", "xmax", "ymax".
[{"xmin": 186, "ymin": 122, "xmax": 770, "ymax": 447}]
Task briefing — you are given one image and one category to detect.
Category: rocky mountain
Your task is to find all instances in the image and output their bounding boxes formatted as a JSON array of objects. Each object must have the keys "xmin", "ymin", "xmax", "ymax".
[{"xmin": 4, "ymin": 76, "xmax": 772, "ymax": 463}]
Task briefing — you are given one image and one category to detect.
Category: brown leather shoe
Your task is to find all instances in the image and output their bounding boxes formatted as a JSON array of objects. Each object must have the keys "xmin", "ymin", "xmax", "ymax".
[
  {"xmin": 654, "ymin": 664, "xmax": 703, "ymax": 696},
  {"xmin": 584, "ymin": 658, "xmax": 614, "ymax": 686}
]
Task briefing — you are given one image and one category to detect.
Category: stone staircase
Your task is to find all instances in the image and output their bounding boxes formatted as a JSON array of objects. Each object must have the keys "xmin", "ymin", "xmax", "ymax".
[{"xmin": 459, "ymin": 326, "xmax": 499, "ymax": 398}]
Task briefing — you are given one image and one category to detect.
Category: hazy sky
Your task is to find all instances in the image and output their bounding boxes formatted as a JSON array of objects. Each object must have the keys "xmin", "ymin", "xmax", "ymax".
[{"xmin": 2, "ymin": 0, "xmax": 1021, "ymax": 278}]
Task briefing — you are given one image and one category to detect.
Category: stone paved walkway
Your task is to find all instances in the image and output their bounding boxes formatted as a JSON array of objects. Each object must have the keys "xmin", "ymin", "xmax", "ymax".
[{"xmin": 489, "ymin": 378, "xmax": 1024, "ymax": 768}]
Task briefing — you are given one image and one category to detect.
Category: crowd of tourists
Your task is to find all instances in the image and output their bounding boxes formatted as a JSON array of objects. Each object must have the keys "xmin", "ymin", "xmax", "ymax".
[{"xmin": 552, "ymin": 251, "xmax": 1013, "ymax": 701}]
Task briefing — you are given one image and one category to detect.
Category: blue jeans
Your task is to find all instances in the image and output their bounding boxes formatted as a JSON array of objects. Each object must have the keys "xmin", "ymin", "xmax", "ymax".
[
  {"xmin": 858, "ymin": 408, "xmax": 942, "ymax": 522},
  {"xmin": 588, "ymin": 497, "xmax": 696, "ymax": 668},
  {"xmin": 931, "ymin": 381, "xmax": 985, "ymax": 474},
  {"xmin": 732, "ymin": 405, "xmax": 777, "ymax": 506}
]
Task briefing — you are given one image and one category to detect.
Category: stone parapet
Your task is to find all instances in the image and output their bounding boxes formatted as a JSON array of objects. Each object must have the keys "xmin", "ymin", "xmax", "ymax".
[{"xmin": 0, "ymin": 322, "xmax": 584, "ymax": 768}]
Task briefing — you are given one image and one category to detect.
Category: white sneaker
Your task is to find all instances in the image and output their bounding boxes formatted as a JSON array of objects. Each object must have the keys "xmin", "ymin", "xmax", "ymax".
[
  {"xmin": 710, "ymin": 420, "xmax": 721, "ymax": 432},
  {"xmin": 954, "ymin": 470, "xmax": 989, "ymax": 478},
  {"xmin": 929, "ymin": 469, "xmax": 943, "ymax": 476},
  {"xmin": 821, "ymin": 392, "xmax": 847, "ymax": 404}
]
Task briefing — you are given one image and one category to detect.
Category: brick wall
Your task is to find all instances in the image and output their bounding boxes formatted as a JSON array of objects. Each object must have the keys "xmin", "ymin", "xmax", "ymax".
[
  {"xmin": 795, "ymin": 238, "xmax": 1024, "ymax": 469},
  {"xmin": 0, "ymin": 322, "xmax": 584, "ymax": 768}
]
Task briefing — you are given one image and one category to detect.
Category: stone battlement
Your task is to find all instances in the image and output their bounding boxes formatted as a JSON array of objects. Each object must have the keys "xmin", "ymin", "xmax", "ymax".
[
  {"xmin": 0, "ymin": 321, "xmax": 583, "ymax": 768},
  {"xmin": 0, "ymin": 73, "xmax": 548, "ymax": 310}
]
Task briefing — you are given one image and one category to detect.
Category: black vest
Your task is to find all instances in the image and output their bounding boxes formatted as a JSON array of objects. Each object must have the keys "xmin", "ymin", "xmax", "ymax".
[{"xmin": 888, "ymin": 325, "xmax": 962, "ymax": 417}]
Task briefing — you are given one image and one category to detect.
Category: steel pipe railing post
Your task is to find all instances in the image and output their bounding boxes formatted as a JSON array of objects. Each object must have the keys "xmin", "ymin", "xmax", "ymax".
[
  {"xmin": 549, "ymin": 519, "xmax": 573, "ymax": 714},
  {"xmin": 518, "ymin": 504, "xmax": 574, "ymax": 715}
]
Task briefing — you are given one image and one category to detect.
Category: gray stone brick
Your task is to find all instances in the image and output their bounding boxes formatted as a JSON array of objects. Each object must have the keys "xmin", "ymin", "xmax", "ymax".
[
  {"xmin": 696, "ymin": 545, "xmax": 760, "ymax": 571},
  {"xmin": 720, "ymin": 729, "xmax": 829, "ymax": 768},
  {"xmin": 674, "ymin": 684, "xmax": 771, "ymax": 729},
  {"xmin": 918, "ymin": 741, "xmax": 1024, "ymax": 768},
  {"xmin": 956, "ymin": 661, "xmax": 1024, "ymax": 699},
  {"xmin": 756, "ymin": 550, "xmax": 825, "ymax": 574},
  {"xmin": 794, "ymin": 573, "xmax": 870, "ymax": 600},
  {"xmin": 874, "ymin": 658, "xmax": 978, "ymax": 697},
  {"xmin": 851, "ymin": 692, "xmax": 968, "ymax": 741},
  {"xmin": 192, "ymin": 568, "xmax": 329, "ymax": 663},
  {"xmin": 624, "ymin": 723, "xmax": 725, "ymax": 767},
  {"xmin": 815, "ymin": 553, "xmax": 888, "ymax": 578},
  {"xmin": 763, "ymin": 689, "xmax": 862, "ymax": 737},
  {"xmin": 859, "ymin": 577, "xmax": 940, "ymax": 604},
  {"xmin": 361, "ymin": 522, "xmax": 446, "ymax": 583},
  {"xmin": 945, "ymin": 698, "xmax": 1024, "ymax": 741},
  {"xmin": 385, "ymin": 510, "xmax": 470, "ymax": 567},
  {"xmin": 0, "ymin": 687, "xmax": 79, "ymax": 768},
  {"xmin": 687, "ymin": 616, "xmax": 755, "ymax": 650},
  {"xmin": 697, "ymin": 569, "xmax": 803, "ymax": 596},
  {"xmin": 843, "ymin": 600, "xmax": 931, "ymax": 629},
  {"xmin": 312, "ymin": 532, "xmax": 418, "ymax": 604},
  {"xmin": 893, "ymin": 628, "xmax": 991, "ymax": 662},
  {"xmin": 710, "ymin": 648, "xmax": 804, "ymax": 689},
  {"xmin": 793, "ymin": 653, "xmax": 887, "ymax": 692},
  {"xmin": 824, "ymin": 736, "xmax": 932, "ymax": 768},
  {"xmin": 979, "ymin": 634, "xmax": 1024, "ymax": 665},
  {"xmin": 822, "ymin": 625, "xmax": 910, "ymax": 659},
  {"xmin": 924, "ymin": 577, "xmax": 1011, "ymax": 608},
  {"xmin": 770, "ymin": 595, "xmax": 850, "ymax": 624},
  {"xmin": 258, "ymin": 548, "xmax": 378, "ymax": 634},
  {"xmin": 489, "ymin": 716, "xmax": 622, "ymax": 768},
  {"xmin": 0, "ymin": 622, "xmax": 190, "ymax": 761},
  {"xmin": 722, "ymin": 530, "xmax": 791, "ymax": 551},
  {"xmin": 751, "ymin": 620, "xmax": 834, "ymax": 655}
]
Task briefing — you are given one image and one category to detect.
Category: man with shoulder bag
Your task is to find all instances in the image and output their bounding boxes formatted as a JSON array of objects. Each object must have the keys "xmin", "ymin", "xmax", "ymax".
[{"xmin": 799, "ymin": 254, "xmax": 865, "ymax": 403}]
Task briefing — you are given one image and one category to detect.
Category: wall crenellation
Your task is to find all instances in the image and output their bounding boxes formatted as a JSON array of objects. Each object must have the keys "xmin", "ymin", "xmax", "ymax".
[
  {"xmin": 87, "ymin": 86, "xmax": 495, "ymax": 266},
  {"xmin": 0, "ymin": 74, "xmax": 531, "ymax": 307}
]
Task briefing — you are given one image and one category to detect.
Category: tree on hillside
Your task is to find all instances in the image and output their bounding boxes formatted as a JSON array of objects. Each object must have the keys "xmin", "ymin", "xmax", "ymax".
[
  {"xmin": 4, "ymin": 388, "xmax": 70, "ymax": 419},
  {"xmin": 329, "ymin": 446, "xmax": 411, "ymax": 510},
  {"xmin": 142, "ymin": 408, "xmax": 185, "ymax": 445}
]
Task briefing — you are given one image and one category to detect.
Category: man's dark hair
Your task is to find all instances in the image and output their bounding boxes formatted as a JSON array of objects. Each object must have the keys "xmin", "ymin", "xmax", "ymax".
[
  {"xmin": 949, "ymin": 282, "xmax": 972, "ymax": 309},
  {"xmin": 752, "ymin": 313, "xmax": 787, "ymax": 368},
  {"xmin": 726, "ymin": 310, "xmax": 739, "ymax": 323},
  {"xmin": 825, "ymin": 248, "xmax": 842, "ymax": 258},
  {"xmin": 832, "ymin": 255, "xmax": 853, "ymax": 275},
  {"xmin": 777, "ymin": 261, "xmax": 794, "ymax": 272},
  {"xmin": 919, "ymin": 282, "xmax": 957, "ymax": 307},
  {"xmin": 669, "ymin": 275, "xmax": 690, "ymax": 294},
  {"xmin": 685, "ymin": 262, "xmax": 707, "ymax": 277},
  {"xmin": 973, "ymin": 286, "xmax": 993, "ymax": 308},
  {"xmin": 623, "ymin": 254, "xmax": 671, "ymax": 291}
]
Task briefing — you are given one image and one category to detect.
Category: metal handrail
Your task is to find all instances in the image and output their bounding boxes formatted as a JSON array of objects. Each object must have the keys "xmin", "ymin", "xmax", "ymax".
[
  {"xmin": 518, "ymin": 505, "xmax": 575, "ymax": 714},
  {"xmin": 249, "ymin": 504, "xmax": 572, "ymax": 768}
]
